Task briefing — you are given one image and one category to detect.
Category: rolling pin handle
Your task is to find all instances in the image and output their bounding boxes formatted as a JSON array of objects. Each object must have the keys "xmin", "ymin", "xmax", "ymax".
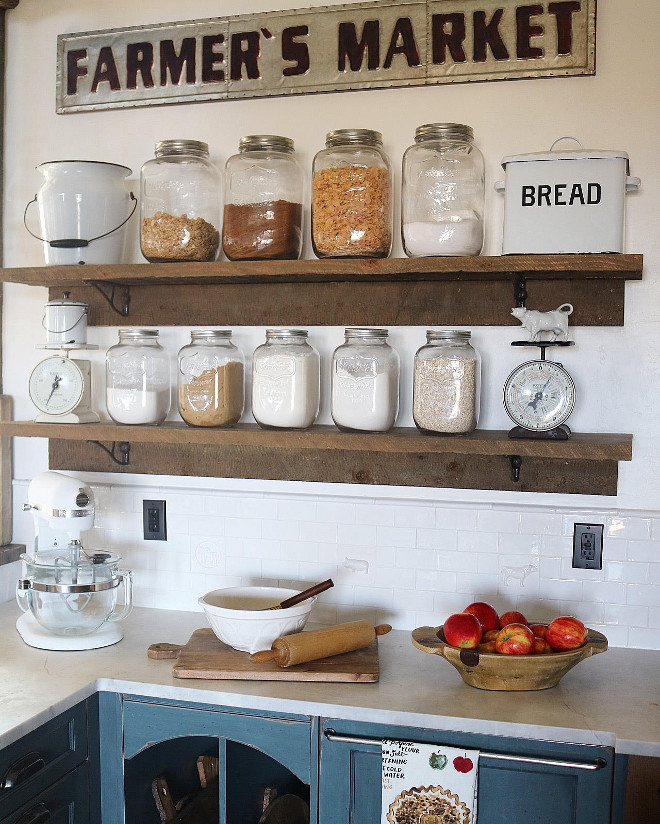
[
  {"xmin": 250, "ymin": 649, "xmax": 278, "ymax": 663},
  {"xmin": 375, "ymin": 624, "xmax": 392, "ymax": 636}
]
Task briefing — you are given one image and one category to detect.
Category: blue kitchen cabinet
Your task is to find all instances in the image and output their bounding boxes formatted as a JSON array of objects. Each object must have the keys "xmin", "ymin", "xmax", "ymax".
[
  {"xmin": 318, "ymin": 718, "xmax": 616, "ymax": 824},
  {"xmin": 0, "ymin": 701, "xmax": 91, "ymax": 824},
  {"xmin": 98, "ymin": 693, "xmax": 317, "ymax": 824}
]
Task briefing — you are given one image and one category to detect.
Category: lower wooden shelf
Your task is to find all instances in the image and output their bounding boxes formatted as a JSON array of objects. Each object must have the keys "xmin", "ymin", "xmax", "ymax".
[{"xmin": 0, "ymin": 421, "xmax": 632, "ymax": 495}]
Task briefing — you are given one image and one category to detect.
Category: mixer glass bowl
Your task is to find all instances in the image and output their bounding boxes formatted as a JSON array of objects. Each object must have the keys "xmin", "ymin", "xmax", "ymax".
[{"xmin": 17, "ymin": 550, "xmax": 132, "ymax": 636}]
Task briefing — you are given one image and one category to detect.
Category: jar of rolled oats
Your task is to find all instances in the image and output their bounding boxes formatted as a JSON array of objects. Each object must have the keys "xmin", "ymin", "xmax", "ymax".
[
  {"xmin": 413, "ymin": 330, "xmax": 481, "ymax": 435},
  {"xmin": 311, "ymin": 129, "xmax": 392, "ymax": 258},
  {"xmin": 140, "ymin": 140, "xmax": 221, "ymax": 262}
]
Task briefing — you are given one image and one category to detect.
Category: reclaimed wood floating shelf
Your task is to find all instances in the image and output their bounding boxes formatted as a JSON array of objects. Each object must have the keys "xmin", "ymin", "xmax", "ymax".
[
  {"xmin": 0, "ymin": 254, "xmax": 643, "ymax": 327},
  {"xmin": 0, "ymin": 421, "xmax": 633, "ymax": 496}
]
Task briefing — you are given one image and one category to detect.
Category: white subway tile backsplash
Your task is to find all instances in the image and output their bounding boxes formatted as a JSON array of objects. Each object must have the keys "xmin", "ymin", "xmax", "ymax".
[{"xmin": 10, "ymin": 477, "xmax": 657, "ymax": 649}]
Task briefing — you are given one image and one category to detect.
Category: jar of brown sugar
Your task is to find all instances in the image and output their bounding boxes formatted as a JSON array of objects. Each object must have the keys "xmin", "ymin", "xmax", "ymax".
[
  {"xmin": 140, "ymin": 140, "xmax": 221, "ymax": 262},
  {"xmin": 178, "ymin": 330, "xmax": 244, "ymax": 427},
  {"xmin": 312, "ymin": 129, "xmax": 392, "ymax": 258},
  {"xmin": 222, "ymin": 135, "xmax": 304, "ymax": 260}
]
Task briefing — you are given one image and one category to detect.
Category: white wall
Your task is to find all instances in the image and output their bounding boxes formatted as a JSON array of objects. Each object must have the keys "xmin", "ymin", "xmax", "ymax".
[{"xmin": 2, "ymin": 1, "xmax": 659, "ymax": 647}]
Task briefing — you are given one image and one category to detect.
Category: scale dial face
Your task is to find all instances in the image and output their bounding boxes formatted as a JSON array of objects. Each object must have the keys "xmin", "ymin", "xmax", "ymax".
[
  {"xmin": 503, "ymin": 360, "xmax": 575, "ymax": 431},
  {"xmin": 29, "ymin": 356, "xmax": 85, "ymax": 415}
]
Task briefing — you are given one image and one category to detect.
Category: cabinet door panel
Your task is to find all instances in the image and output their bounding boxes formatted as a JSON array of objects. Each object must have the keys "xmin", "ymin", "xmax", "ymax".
[
  {"xmin": 123, "ymin": 698, "xmax": 312, "ymax": 783},
  {"xmin": 2, "ymin": 762, "xmax": 89, "ymax": 824},
  {"xmin": 319, "ymin": 719, "xmax": 613, "ymax": 824},
  {"xmin": 0, "ymin": 703, "xmax": 87, "ymax": 819}
]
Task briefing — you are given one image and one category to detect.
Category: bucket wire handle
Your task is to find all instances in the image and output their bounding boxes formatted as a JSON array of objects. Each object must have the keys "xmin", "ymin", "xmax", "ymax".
[
  {"xmin": 42, "ymin": 293, "xmax": 88, "ymax": 334},
  {"xmin": 549, "ymin": 136, "xmax": 584, "ymax": 152},
  {"xmin": 24, "ymin": 192, "xmax": 137, "ymax": 248}
]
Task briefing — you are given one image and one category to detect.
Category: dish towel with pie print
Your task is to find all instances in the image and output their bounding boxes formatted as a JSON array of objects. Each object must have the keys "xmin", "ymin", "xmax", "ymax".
[{"xmin": 381, "ymin": 739, "xmax": 479, "ymax": 824}]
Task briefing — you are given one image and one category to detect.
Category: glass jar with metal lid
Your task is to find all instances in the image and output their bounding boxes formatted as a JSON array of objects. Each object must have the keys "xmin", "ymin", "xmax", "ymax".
[
  {"xmin": 105, "ymin": 329, "xmax": 171, "ymax": 425},
  {"xmin": 402, "ymin": 124, "xmax": 484, "ymax": 257},
  {"xmin": 140, "ymin": 139, "xmax": 221, "ymax": 262},
  {"xmin": 331, "ymin": 328, "xmax": 399, "ymax": 433},
  {"xmin": 413, "ymin": 329, "xmax": 481, "ymax": 434},
  {"xmin": 178, "ymin": 330, "xmax": 244, "ymax": 427},
  {"xmin": 252, "ymin": 329, "xmax": 320, "ymax": 430},
  {"xmin": 312, "ymin": 129, "xmax": 392, "ymax": 258},
  {"xmin": 222, "ymin": 135, "xmax": 304, "ymax": 260}
]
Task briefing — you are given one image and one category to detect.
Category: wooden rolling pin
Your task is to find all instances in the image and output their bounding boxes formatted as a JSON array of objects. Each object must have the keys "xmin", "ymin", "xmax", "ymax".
[{"xmin": 250, "ymin": 620, "xmax": 391, "ymax": 667}]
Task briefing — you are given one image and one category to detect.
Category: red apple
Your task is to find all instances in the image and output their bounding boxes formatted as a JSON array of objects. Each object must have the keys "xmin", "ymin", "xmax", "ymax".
[
  {"xmin": 495, "ymin": 623, "xmax": 535, "ymax": 655},
  {"xmin": 499, "ymin": 610, "xmax": 528, "ymax": 628},
  {"xmin": 533, "ymin": 637, "xmax": 553, "ymax": 655},
  {"xmin": 477, "ymin": 640, "xmax": 498, "ymax": 653},
  {"xmin": 442, "ymin": 612, "xmax": 482, "ymax": 649},
  {"xmin": 463, "ymin": 601, "xmax": 500, "ymax": 633},
  {"xmin": 546, "ymin": 616, "xmax": 588, "ymax": 651},
  {"xmin": 529, "ymin": 623, "xmax": 548, "ymax": 639},
  {"xmin": 482, "ymin": 629, "xmax": 499, "ymax": 642}
]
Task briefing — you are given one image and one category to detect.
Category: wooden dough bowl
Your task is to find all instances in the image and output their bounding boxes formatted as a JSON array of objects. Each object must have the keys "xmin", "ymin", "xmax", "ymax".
[{"xmin": 412, "ymin": 626, "xmax": 608, "ymax": 691}]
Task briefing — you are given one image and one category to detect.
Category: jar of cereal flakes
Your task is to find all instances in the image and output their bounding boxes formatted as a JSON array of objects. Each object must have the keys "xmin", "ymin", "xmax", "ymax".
[
  {"xmin": 312, "ymin": 129, "xmax": 392, "ymax": 259},
  {"xmin": 140, "ymin": 140, "xmax": 220, "ymax": 262}
]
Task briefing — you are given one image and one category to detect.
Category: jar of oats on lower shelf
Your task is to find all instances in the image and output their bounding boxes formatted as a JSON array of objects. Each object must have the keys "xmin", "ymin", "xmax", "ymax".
[
  {"xmin": 413, "ymin": 329, "xmax": 481, "ymax": 435},
  {"xmin": 178, "ymin": 330, "xmax": 245, "ymax": 427}
]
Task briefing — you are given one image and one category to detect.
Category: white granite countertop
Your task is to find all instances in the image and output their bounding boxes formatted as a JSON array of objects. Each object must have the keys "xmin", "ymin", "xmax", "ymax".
[{"xmin": 1, "ymin": 602, "xmax": 659, "ymax": 757}]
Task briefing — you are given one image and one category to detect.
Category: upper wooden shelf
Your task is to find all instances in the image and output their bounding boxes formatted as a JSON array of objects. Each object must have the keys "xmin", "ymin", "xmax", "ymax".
[
  {"xmin": 0, "ymin": 420, "xmax": 632, "ymax": 495},
  {"xmin": 0, "ymin": 254, "xmax": 642, "ymax": 327}
]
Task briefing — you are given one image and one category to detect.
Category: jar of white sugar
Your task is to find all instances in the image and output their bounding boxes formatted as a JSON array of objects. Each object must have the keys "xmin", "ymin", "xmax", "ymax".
[
  {"xmin": 106, "ymin": 329, "xmax": 171, "ymax": 425},
  {"xmin": 331, "ymin": 328, "xmax": 399, "ymax": 433},
  {"xmin": 402, "ymin": 124, "xmax": 484, "ymax": 257},
  {"xmin": 252, "ymin": 329, "xmax": 320, "ymax": 430},
  {"xmin": 413, "ymin": 330, "xmax": 480, "ymax": 435}
]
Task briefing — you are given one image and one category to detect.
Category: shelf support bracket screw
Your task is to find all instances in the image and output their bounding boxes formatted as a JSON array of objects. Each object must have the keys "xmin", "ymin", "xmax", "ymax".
[
  {"xmin": 91, "ymin": 282, "xmax": 131, "ymax": 317},
  {"xmin": 88, "ymin": 440, "xmax": 131, "ymax": 466},
  {"xmin": 509, "ymin": 454, "xmax": 522, "ymax": 482}
]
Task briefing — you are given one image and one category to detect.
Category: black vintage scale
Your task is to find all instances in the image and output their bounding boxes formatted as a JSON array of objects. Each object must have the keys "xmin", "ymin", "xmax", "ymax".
[{"xmin": 503, "ymin": 340, "xmax": 576, "ymax": 440}]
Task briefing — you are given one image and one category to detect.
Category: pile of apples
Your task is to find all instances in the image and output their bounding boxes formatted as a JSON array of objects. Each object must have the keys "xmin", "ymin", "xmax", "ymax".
[{"xmin": 440, "ymin": 602, "xmax": 588, "ymax": 655}]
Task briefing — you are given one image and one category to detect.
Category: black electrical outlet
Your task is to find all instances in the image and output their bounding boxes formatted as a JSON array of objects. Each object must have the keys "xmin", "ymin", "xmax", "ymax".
[
  {"xmin": 143, "ymin": 500, "xmax": 167, "ymax": 541},
  {"xmin": 572, "ymin": 523, "xmax": 603, "ymax": 569}
]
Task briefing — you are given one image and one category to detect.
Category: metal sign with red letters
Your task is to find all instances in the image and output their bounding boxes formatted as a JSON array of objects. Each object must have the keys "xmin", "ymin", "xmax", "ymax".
[{"xmin": 57, "ymin": 0, "xmax": 596, "ymax": 113}]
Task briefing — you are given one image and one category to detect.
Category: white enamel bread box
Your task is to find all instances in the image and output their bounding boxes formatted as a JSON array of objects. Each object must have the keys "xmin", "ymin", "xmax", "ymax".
[{"xmin": 495, "ymin": 140, "xmax": 640, "ymax": 254}]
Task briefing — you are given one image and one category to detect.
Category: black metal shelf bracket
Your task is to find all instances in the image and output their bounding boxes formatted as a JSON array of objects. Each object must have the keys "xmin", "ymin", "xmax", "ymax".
[
  {"xmin": 513, "ymin": 276, "xmax": 527, "ymax": 308},
  {"xmin": 88, "ymin": 440, "xmax": 131, "ymax": 466},
  {"xmin": 509, "ymin": 454, "xmax": 522, "ymax": 482},
  {"xmin": 91, "ymin": 282, "xmax": 131, "ymax": 317}
]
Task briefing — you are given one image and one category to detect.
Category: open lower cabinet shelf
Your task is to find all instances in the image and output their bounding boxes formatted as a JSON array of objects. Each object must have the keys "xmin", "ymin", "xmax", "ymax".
[
  {"xmin": 0, "ymin": 254, "xmax": 643, "ymax": 327},
  {"xmin": 0, "ymin": 420, "xmax": 633, "ymax": 495}
]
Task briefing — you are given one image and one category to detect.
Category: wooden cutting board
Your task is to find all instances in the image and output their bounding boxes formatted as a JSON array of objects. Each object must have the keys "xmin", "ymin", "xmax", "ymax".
[{"xmin": 168, "ymin": 628, "xmax": 380, "ymax": 682}]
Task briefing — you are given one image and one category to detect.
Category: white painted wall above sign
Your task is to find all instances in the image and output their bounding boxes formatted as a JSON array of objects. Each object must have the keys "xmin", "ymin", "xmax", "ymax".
[{"xmin": 56, "ymin": 0, "xmax": 596, "ymax": 113}]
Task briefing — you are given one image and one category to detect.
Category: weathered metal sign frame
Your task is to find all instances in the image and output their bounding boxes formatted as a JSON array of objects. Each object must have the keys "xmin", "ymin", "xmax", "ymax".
[{"xmin": 57, "ymin": 0, "xmax": 596, "ymax": 113}]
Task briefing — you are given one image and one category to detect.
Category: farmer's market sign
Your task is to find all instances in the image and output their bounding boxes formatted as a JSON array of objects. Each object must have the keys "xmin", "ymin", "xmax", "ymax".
[{"xmin": 57, "ymin": 0, "xmax": 596, "ymax": 113}]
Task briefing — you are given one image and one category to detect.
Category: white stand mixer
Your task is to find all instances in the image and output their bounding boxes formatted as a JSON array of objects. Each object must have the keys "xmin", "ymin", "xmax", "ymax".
[{"xmin": 16, "ymin": 471, "xmax": 133, "ymax": 651}]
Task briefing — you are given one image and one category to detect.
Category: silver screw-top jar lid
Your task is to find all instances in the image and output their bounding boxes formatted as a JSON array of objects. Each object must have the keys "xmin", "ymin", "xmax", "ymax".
[
  {"xmin": 344, "ymin": 327, "xmax": 389, "ymax": 338},
  {"xmin": 190, "ymin": 329, "xmax": 233, "ymax": 340},
  {"xmin": 325, "ymin": 129, "xmax": 383, "ymax": 148},
  {"xmin": 414, "ymin": 124, "xmax": 474, "ymax": 143},
  {"xmin": 426, "ymin": 329, "xmax": 472, "ymax": 341},
  {"xmin": 154, "ymin": 139, "xmax": 210, "ymax": 158},
  {"xmin": 118, "ymin": 328, "xmax": 160, "ymax": 340},
  {"xmin": 265, "ymin": 328, "xmax": 309, "ymax": 338},
  {"xmin": 239, "ymin": 135, "xmax": 295, "ymax": 154}
]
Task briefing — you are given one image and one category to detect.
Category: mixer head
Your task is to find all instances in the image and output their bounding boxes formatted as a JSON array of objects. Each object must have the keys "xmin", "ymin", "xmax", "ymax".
[{"xmin": 23, "ymin": 470, "xmax": 95, "ymax": 544}]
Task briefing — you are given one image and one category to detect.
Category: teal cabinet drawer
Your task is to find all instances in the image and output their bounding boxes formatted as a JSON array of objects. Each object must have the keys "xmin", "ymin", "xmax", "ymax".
[
  {"xmin": 1, "ymin": 762, "xmax": 89, "ymax": 824},
  {"xmin": 123, "ymin": 698, "xmax": 312, "ymax": 783},
  {"xmin": 0, "ymin": 704, "xmax": 87, "ymax": 819}
]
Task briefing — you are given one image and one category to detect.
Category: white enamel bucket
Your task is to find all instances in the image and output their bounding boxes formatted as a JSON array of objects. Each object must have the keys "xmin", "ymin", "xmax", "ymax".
[
  {"xmin": 43, "ymin": 293, "xmax": 88, "ymax": 346},
  {"xmin": 27, "ymin": 160, "xmax": 135, "ymax": 265}
]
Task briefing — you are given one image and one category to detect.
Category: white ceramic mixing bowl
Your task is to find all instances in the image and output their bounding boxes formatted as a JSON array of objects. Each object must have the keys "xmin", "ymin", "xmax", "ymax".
[{"xmin": 198, "ymin": 586, "xmax": 314, "ymax": 654}]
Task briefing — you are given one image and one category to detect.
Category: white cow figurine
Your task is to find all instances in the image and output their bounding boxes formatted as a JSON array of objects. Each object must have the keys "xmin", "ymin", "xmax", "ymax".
[{"xmin": 511, "ymin": 303, "xmax": 573, "ymax": 342}]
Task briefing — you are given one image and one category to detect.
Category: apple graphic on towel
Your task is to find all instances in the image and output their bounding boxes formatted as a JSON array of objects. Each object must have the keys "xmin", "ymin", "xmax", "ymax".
[
  {"xmin": 453, "ymin": 756, "xmax": 474, "ymax": 773},
  {"xmin": 499, "ymin": 610, "xmax": 528, "ymax": 628},
  {"xmin": 463, "ymin": 601, "xmax": 500, "ymax": 632},
  {"xmin": 546, "ymin": 616, "xmax": 588, "ymax": 651},
  {"xmin": 442, "ymin": 612, "xmax": 482, "ymax": 648},
  {"xmin": 495, "ymin": 623, "xmax": 535, "ymax": 655}
]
